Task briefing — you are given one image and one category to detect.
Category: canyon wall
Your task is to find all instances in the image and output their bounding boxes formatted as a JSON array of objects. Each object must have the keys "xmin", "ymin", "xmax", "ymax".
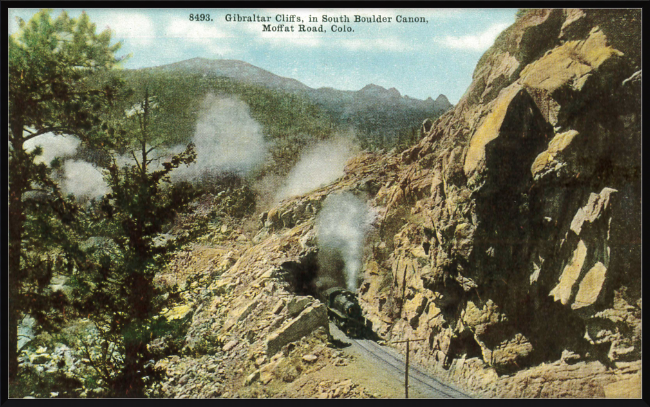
[{"xmin": 355, "ymin": 9, "xmax": 641, "ymax": 397}]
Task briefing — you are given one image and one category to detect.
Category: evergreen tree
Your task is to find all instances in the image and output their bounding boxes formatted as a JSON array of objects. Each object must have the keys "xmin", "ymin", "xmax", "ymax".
[
  {"xmin": 71, "ymin": 91, "xmax": 197, "ymax": 397},
  {"xmin": 8, "ymin": 9, "xmax": 121, "ymax": 383}
]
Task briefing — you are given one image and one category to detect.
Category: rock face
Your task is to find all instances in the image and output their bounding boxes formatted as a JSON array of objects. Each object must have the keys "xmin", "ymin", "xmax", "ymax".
[
  {"xmin": 266, "ymin": 304, "xmax": 328, "ymax": 356},
  {"xmin": 354, "ymin": 9, "xmax": 640, "ymax": 397}
]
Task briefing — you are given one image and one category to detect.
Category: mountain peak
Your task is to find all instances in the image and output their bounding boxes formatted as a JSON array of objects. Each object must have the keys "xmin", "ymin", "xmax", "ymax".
[
  {"xmin": 360, "ymin": 83, "xmax": 386, "ymax": 92},
  {"xmin": 151, "ymin": 58, "xmax": 311, "ymax": 91},
  {"xmin": 434, "ymin": 94, "xmax": 450, "ymax": 104},
  {"xmin": 387, "ymin": 87, "xmax": 401, "ymax": 97},
  {"xmin": 359, "ymin": 84, "xmax": 401, "ymax": 99},
  {"xmin": 433, "ymin": 94, "xmax": 453, "ymax": 111}
]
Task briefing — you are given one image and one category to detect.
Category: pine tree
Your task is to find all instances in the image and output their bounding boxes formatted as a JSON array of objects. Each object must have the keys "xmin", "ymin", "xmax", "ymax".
[
  {"xmin": 8, "ymin": 9, "xmax": 122, "ymax": 383},
  {"xmin": 70, "ymin": 90, "xmax": 197, "ymax": 397}
]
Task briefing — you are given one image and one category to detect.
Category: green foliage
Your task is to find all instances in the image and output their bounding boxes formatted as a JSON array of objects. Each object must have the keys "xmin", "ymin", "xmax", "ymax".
[
  {"xmin": 11, "ymin": 366, "xmax": 83, "ymax": 399},
  {"xmin": 19, "ymin": 187, "xmax": 77, "ymax": 328},
  {"xmin": 9, "ymin": 9, "xmax": 122, "ymax": 138},
  {"xmin": 9, "ymin": 8, "xmax": 443, "ymax": 395},
  {"xmin": 86, "ymin": 64, "xmax": 439, "ymax": 182},
  {"xmin": 8, "ymin": 9, "xmax": 122, "ymax": 383},
  {"xmin": 148, "ymin": 316, "xmax": 191, "ymax": 355},
  {"xmin": 67, "ymin": 90, "xmax": 199, "ymax": 396}
]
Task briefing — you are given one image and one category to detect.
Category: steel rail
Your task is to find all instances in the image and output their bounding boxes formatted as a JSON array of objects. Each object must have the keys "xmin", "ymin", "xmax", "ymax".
[
  {"xmin": 362, "ymin": 339, "xmax": 471, "ymax": 398},
  {"xmin": 352, "ymin": 338, "xmax": 466, "ymax": 398}
]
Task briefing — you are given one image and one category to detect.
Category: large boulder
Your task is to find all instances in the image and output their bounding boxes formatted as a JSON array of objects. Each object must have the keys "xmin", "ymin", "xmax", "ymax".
[{"xmin": 266, "ymin": 304, "xmax": 328, "ymax": 356}]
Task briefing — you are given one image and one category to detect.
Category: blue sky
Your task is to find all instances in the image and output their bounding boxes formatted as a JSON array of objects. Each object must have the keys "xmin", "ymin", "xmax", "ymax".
[{"xmin": 9, "ymin": 8, "xmax": 517, "ymax": 103}]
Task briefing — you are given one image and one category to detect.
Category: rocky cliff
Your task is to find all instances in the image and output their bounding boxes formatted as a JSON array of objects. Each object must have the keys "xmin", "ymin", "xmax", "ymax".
[
  {"xmin": 151, "ymin": 9, "xmax": 640, "ymax": 398},
  {"xmin": 356, "ymin": 8, "xmax": 641, "ymax": 397}
]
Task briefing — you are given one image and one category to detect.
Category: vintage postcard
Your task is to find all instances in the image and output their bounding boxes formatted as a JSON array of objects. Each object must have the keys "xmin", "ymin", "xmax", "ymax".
[{"xmin": 7, "ymin": 6, "xmax": 641, "ymax": 399}]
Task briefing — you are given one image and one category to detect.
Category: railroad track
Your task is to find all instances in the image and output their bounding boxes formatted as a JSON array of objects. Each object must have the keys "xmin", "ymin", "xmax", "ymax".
[{"xmin": 352, "ymin": 338, "xmax": 471, "ymax": 399}]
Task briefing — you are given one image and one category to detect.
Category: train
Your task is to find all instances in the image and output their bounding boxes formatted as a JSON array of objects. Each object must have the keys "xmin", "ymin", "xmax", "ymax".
[{"xmin": 322, "ymin": 287, "xmax": 372, "ymax": 338}]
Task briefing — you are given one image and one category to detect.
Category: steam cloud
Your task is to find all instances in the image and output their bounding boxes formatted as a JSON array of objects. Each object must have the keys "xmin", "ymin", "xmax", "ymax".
[
  {"xmin": 24, "ymin": 133, "xmax": 80, "ymax": 165},
  {"xmin": 316, "ymin": 192, "xmax": 372, "ymax": 291},
  {"xmin": 61, "ymin": 160, "xmax": 109, "ymax": 199},
  {"xmin": 276, "ymin": 138, "xmax": 358, "ymax": 201},
  {"xmin": 172, "ymin": 94, "xmax": 269, "ymax": 182},
  {"xmin": 23, "ymin": 133, "xmax": 110, "ymax": 200}
]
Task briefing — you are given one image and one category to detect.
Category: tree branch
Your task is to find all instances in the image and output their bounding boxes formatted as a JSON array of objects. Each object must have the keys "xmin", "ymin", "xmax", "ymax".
[
  {"xmin": 145, "ymin": 145, "xmax": 159, "ymax": 155},
  {"xmin": 24, "ymin": 187, "xmax": 53, "ymax": 194},
  {"xmin": 131, "ymin": 151, "xmax": 141, "ymax": 172},
  {"xmin": 22, "ymin": 127, "xmax": 80, "ymax": 142},
  {"xmin": 78, "ymin": 333, "xmax": 110, "ymax": 381}
]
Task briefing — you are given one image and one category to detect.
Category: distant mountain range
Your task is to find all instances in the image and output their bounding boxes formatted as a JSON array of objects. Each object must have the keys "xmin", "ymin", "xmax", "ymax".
[
  {"xmin": 152, "ymin": 58, "xmax": 311, "ymax": 91},
  {"xmin": 143, "ymin": 57, "xmax": 453, "ymax": 145}
]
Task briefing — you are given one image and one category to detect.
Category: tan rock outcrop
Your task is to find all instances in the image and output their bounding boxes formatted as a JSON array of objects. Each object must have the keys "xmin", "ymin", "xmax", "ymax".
[{"xmin": 266, "ymin": 304, "xmax": 329, "ymax": 356}]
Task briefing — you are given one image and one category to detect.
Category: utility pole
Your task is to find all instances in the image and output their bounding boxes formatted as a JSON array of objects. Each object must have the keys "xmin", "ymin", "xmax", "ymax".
[
  {"xmin": 405, "ymin": 338, "xmax": 409, "ymax": 398},
  {"xmin": 390, "ymin": 337, "xmax": 425, "ymax": 398}
]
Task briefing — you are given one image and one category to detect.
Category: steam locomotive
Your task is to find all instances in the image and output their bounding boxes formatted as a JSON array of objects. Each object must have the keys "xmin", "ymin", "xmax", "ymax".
[{"xmin": 322, "ymin": 287, "xmax": 371, "ymax": 338}]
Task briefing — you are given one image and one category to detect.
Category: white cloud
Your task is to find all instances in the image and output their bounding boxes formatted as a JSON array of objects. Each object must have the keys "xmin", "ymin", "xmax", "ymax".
[
  {"xmin": 338, "ymin": 37, "xmax": 408, "ymax": 52},
  {"xmin": 164, "ymin": 17, "xmax": 235, "ymax": 56},
  {"xmin": 93, "ymin": 11, "xmax": 156, "ymax": 46},
  {"xmin": 436, "ymin": 22, "xmax": 510, "ymax": 51},
  {"xmin": 166, "ymin": 17, "xmax": 230, "ymax": 41}
]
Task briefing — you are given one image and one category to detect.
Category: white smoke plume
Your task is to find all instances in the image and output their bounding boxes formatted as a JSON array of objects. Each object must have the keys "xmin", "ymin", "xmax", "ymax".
[
  {"xmin": 276, "ymin": 138, "xmax": 358, "ymax": 202},
  {"xmin": 316, "ymin": 192, "xmax": 373, "ymax": 291},
  {"xmin": 172, "ymin": 94, "xmax": 269, "ymax": 182},
  {"xmin": 61, "ymin": 160, "xmax": 109, "ymax": 199},
  {"xmin": 23, "ymin": 132, "xmax": 80, "ymax": 165},
  {"xmin": 253, "ymin": 173, "xmax": 286, "ymax": 212},
  {"xmin": 21, "ymin": 132, "xmax": 110, "ymax": 200}
]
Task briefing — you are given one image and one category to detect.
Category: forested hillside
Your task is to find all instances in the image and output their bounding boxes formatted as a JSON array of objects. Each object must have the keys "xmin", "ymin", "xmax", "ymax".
[
  {"xmin": 142, "ymin": 57, "xmax": 452, "ymax": 152},
  {"xmin": 88, "ymin": 69, "xmax": 339, "ymax": 177}
]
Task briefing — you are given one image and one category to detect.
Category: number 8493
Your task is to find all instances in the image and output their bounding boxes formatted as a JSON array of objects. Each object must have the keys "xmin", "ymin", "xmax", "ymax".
[{"xmin": 189, "ymin": 14, "xmax": 211, "ymax": 21}]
